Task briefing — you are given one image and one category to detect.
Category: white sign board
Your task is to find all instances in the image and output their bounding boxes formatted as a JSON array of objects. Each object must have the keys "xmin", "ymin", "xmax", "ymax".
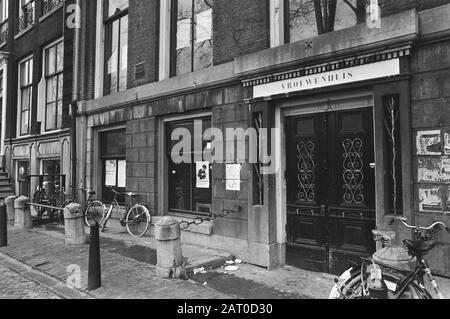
[
  {"xmin": 105, "ymin": 160, "xmax": 117, "ymax": 186},
  {"xmin": 117, "ymin": 160, "xmax": 126, "ymax": 188},
  {"xmin": 253, "ymin": 59, "xmax": 400, "ymax": 98},
  {"xmin": 226, "ymin": 164, "xmax": 242, "ymax": 191}
]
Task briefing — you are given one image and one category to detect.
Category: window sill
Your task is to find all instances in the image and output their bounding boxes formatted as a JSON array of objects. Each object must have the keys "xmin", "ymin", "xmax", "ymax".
[
  {"xmin": 14, "ymin": 25, "xmax": 34, "ymax": 40},
  {"xmin": 39, "ymin": 5, "xmax": 64, "ymax": 23}
]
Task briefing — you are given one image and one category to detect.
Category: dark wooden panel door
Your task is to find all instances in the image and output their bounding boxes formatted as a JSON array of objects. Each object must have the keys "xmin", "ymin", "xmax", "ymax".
[{"xmin": 286, "ymin": 108, "xmax": 376, "ymax": 275}]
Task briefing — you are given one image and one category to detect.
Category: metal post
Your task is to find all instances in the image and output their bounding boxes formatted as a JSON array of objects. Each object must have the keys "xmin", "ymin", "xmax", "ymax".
[
  {"xmin": 88, "ymin": 222, "xmax": 101, "ymax": 291},
  {"xmin": 0, "ymin": 203, "xmax": 7, "ymax": 247}
]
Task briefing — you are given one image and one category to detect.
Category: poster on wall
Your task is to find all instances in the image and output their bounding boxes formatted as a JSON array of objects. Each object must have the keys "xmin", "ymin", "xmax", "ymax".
[
  {"xmin": 196, "ymin": 161, "xmax": 210, "ymax": 189},
  {"xmin": 417, "ymin": 130, "xmax": 442, "ymax": 155},
  {"xmin": 444, "ymin": 131, "xmax": 450, "ymax": 155},
  {"xmin": 226, "ymin": 164, "xmax": 242, "ymax": 191},
  {"xmin": 117, "ymin": 161, "xmax": 126, "ymax": 188},
  {"xmin": 419, "ymin": 186, "xmax": 450, "ymax": 212},
  {"xmin": 105, "ymin": 160, "xmax": 117, "ymax": 186},
  {"xmin": 418, "ymin": 158, "xmax": 450, "ymax": 184}
]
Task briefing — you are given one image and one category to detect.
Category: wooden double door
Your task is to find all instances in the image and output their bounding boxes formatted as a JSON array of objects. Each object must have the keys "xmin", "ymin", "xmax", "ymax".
[{"xmin": 286, "ymin": 108, "xmax": 376, "ymax": 275}]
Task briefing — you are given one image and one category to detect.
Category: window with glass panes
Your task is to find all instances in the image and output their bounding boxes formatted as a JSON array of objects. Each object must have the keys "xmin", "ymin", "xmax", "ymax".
[
  {"xmin": 18, "ymin": 0, "xmax": 35, "ymax": 32},
  {"xmin": 44, "ymin": 40, "xmax": 63, "ymax": 131},
  {"xmin": 103, "ymin": 0, "xmax": 128, "ymax": 96},
  {"xmin": 172, "ymin": 0, "xmax": 213, "ymax": 76},
  {"xmin": 100, "ymin": 129, "xmax": 126, "ymax": 204},
  {"xmin": 285, "ymin": 0, "xmax": 369, "ymax": 43},
  {"xmin": 166, "ymin": 118, "xmax": 212, "ymax": 215},
  {"xmin": 19, "ymin": 57, "xmax": 33, "ymax": 136}
]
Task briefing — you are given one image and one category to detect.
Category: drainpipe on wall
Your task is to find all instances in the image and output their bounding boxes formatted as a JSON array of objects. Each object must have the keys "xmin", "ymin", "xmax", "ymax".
[{"xmin": 71, "ymin": 0, "xmax": 81, "ymax": 195}]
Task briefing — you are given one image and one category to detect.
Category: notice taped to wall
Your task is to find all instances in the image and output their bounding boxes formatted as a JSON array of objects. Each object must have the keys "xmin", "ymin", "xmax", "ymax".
[
  {"xmin": 226, "ymin": 164, "xmax": 242, "ymax": 191},
  {"xmin": 419, "ymin": 186, "xmax": 450, "ymax": 213},
  {"xmin": 418, "ymin": 157, "xmax": 450, "ymax": 184},
  {"xmin": 445, "ymin": 131, "xmax": 450, "ymax": 155},
  {"xmin": 417, "ymin": 130, "xmax": 442, "ymax": 155},
  {"xmin": 196, "ymin": 161, "xmax": 210, "ymax": 189}
]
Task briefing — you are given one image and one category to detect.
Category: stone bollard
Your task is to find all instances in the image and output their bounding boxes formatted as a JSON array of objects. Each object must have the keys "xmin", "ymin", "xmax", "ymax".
[
  {"xmin": 155, "ymin": 217, "xmax": 186, "ymax": 279},
  {"xmin": 14, "ymin": 196, "xmax": 32, "ymax": 230},
  {"xmin": 5, "ymin": 196, "xmax": 17, "ymax": 223},
  {"xmin": 64, "ymin": 203, "xmax": 87, "ymax": 245}
]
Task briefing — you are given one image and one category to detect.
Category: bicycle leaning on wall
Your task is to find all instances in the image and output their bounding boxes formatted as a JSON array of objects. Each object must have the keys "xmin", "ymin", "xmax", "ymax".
[{"xmin": 84, "ymin": 186, "xmax": 152, "ymax": 238}]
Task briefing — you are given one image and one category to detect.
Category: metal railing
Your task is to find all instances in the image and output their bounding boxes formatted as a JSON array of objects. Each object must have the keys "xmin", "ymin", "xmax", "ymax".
[
  {"xmin": 0, "ymin": 20, "xmax": 8, "ymax": 45},
  {"xmin": 42, "ymin": 0, "xmax": 64, "ymax": 16},
  {"xmin": 17, "ymin": 1, "xmax": 35, "ymax": 34}
]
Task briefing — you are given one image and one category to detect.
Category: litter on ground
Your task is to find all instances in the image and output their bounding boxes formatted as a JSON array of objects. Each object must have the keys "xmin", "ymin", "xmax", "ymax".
[{"xmin": 224, "ymin": 266, "xmax": 239, "ymax": 272}]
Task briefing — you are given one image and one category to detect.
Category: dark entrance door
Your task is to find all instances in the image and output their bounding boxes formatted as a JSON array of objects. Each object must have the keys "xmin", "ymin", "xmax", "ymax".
[{"xmin": 286, "ymin": 108, "xmax": 376, "ymax": 275}]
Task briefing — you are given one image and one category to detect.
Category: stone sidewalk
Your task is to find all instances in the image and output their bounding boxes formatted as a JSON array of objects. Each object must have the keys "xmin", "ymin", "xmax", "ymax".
[
  {"xmin": 0, "ymin": 261, "xmax": 60, "ymax": 299},
  {"xmin": 0, "ymin": 226, "xmax": 232, "ymax": 299},
  {"xmin": 3, "ymin": 224, "xmax": 449, "ymax": 299}
]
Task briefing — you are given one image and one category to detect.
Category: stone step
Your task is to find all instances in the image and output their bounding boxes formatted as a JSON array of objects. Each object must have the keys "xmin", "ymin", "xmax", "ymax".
[
  {"xmin": 0, "ymin": 179, "xmax": 11, "ymax": 186},
  {"xmin": 0, "ymin": 185, "xmax": 13, "ymax": 192}
]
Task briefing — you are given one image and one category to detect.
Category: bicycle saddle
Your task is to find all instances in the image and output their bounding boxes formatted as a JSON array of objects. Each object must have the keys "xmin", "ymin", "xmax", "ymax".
[
  {"xmin": 404, "ymin": 239, "xmax": 437, "ymax": 256},
  {"xmin": 127, "ymin": 192, "xmax": 138, "ymax": 198}
]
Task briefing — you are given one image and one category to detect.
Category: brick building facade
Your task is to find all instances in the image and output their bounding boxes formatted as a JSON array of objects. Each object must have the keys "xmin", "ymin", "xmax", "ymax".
[
  {"xmin": 70, "ymin": 0, "xmax": 450, "ymax": 277},
  {"xmin": 0, "ymin": 0, "xmax": 75, "ymax": 203}
]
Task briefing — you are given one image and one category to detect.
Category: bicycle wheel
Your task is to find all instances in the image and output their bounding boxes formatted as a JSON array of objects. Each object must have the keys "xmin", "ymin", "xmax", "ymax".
[
  {"xmin": 32, "ymin": 190, "xmax": 49, "ymax": 223},
  {"xmin": 84, "ymin": 200, "xmax": 106, "ymax": 227},
  {"xmin": 125, "ymin": 204, "xmax": 150, "ymax": 238},
  {"xmin": 331, "ymin": 266, "xmax": 432, "ymax": 299}
]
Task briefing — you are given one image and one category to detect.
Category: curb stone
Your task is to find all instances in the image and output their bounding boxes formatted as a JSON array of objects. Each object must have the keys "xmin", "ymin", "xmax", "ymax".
[{"xmin": 0, "ymin": 252, "xmax": 96, "ymax": 300}]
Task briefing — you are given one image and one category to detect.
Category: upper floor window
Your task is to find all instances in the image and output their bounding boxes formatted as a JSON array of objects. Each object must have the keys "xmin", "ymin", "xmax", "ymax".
[
  {"xmin": 19, "ymin": 57, "xmax": 33, "ymax": 136},
  {"xmin": 44, "ymin": 40, "xmax": 64, "ymax": 132},
  {"xmin": 172, "ymin": 0, "xmax": 213, "ymax": 76},
  {"xmin": 0, "ymin": 0, "xmax": 8, "ymax": 22},
  {"xmin": 286, "ymin": 0, "xmax": 370, "ymax": 43},
  {"xmin": 0, "ymin": 0, "xmax": 8, "ymax": 45},
  {"xmin": 17, "ymin": 0, "xmax": 35, "ymax": 33},
  {"xmin": 42, "ymin": 0, "xmax": 64, "ymax": 16},
  {"xmin": 103, "ymin": 0, "xmax": 128, "ymax": 96}
]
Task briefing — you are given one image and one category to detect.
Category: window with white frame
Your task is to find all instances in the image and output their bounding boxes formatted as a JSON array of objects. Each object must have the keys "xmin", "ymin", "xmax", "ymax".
[
  {"xmin": 103, "ymin": 0, "xmax": 128, "ymax": 96},
  {"xmin": 19, "ymin": 57, "xmax": 33, "ymax": 136},
  {"xmin": 44, "ymin": 40, "xmax": 64, "ymax": 131},
  {"xmin": 42, "ymin": 0, "xmax": 64, "ymax": 16},
  {"xmin": 0, "ymin": 0, "xmax": 9, "ymax": 44},
  {"xmin": 172, "ymin": 0, "xmax": 213, "ymax": 76},
  {"xmin": 17, "ymin": 0, "xmax": 35, "ymax": 33}
]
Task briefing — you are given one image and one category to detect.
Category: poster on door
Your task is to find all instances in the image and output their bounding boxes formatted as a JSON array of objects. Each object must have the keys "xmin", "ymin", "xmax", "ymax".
[
  {"xmin": 226, "ymin": 164, "xmax": 241, "ymax": 191},
  {"xmin": 196, "ymin": 161, "xmax": 210, "ymax": 189},
  {"xmin": 117, "ymin": 161, "xmax": 126, "ymax": 188},
  {"xmin": 105, "ymin": 160, "xmax": 117, "ymax": 186},
  {"xmin": 417, "ymin": 130, "xmax": 442, "ymax": 155}
]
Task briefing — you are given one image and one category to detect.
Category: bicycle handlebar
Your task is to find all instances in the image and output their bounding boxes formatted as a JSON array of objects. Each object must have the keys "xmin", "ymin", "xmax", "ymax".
[
  {"xmin": 106, "ymin": 185, "xmax": 135, "ymax": 198},
  {"xmin": 389, "ymin": 217, "xmax": 450, "ymax": 233}
]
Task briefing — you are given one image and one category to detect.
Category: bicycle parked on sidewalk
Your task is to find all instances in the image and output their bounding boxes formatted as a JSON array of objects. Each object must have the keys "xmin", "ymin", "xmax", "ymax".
[
  {"xmin": 58, "ymin": 186, "xmax": 106, "ymax": 225},
  {"xmin": 329, "ymin": 217, "xmax": 450, "ymax": 299},
  {"xmin": 84, "ymin": 186, "xmax": 151, "ymax": 238}
]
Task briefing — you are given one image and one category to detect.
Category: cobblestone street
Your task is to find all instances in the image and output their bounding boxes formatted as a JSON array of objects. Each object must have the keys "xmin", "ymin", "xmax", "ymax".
[{"xmin": 0, "ymin": 263, "xmax": 60, "ymax": 299}]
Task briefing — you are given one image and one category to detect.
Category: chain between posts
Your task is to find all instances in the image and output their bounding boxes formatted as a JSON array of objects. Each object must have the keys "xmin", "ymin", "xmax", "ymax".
[{"xmin": 178, "ymin": 206, "xmax": 241, "ymax": 230}]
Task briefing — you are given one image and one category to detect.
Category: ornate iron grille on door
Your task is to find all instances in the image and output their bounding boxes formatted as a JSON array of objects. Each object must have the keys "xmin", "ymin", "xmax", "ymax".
[
  {"xmin": 342, "ymin": 138, "xmax": 365, "ymax": 205},
  {"xmin": 297, "ymin": 141, "xmax": 316, "ymax": 203}
]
